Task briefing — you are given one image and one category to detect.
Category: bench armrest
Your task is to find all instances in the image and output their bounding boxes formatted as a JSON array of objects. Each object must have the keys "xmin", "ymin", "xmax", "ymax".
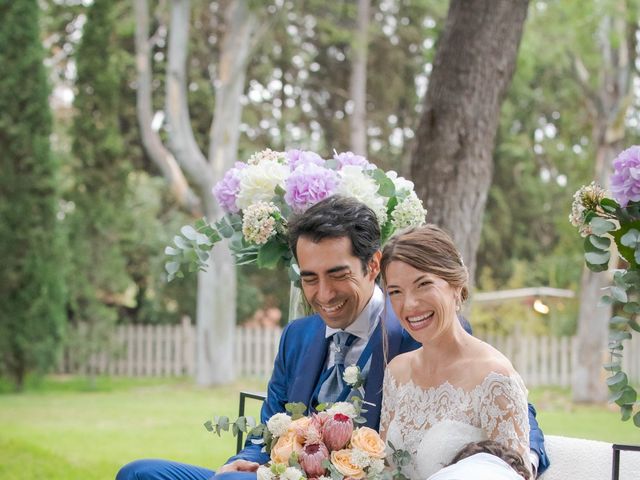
[{"xmin": 237, "ymin": 391, "xmax": 267, "ymax": 454}]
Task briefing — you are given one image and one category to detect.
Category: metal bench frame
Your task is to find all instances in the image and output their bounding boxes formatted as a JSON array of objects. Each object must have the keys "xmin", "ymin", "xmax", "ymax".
[{"xmin": 236, "ymin": 391, "xmax": 267, "ymax": 454}]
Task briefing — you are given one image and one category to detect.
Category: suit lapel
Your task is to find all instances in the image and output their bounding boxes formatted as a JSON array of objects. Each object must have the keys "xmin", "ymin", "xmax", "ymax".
[{"xmin": 289, "ymin": 317, "xmax": 329, "ymax": 410}]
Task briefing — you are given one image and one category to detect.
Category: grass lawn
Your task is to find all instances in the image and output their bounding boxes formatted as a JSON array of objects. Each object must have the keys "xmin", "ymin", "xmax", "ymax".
[{"xmin": 0, "ymin": 377, "xmax": 638, "ymax": 479}]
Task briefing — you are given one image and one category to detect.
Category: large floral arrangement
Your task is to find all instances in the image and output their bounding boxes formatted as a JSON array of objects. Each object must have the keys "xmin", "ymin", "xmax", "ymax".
[
  {"xmin": 164, "ymin": 149, "xmax": 427, "ymax": 282},
  {"xmin": 570, "ymin": 145, "xmax": 640, "ymax": 428},
  {"xmin": 206, "ymin": 395, "xmax": 409, "ymax": 480}
]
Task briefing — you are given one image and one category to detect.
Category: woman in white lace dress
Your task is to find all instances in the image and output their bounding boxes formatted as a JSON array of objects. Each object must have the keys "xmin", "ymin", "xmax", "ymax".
[{"xmin": 379, "ymin": 225, "xmax": 531, "ymax": 480}]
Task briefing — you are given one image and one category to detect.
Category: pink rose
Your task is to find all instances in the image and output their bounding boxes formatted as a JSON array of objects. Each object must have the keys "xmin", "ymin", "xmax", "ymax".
[
  {"xmin": 322, "ymin": 413, "xmax": 353, "ymax": 451},
  {"xmin": 299, "ymin": 442, "xmax": 329, "ymax": 477}
]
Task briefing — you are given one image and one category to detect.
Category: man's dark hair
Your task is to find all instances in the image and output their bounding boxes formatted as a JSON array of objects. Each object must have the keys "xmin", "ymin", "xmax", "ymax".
[
  {"xmin": 448, "ymin": 440, "xmax": 531, "ymax": 480},
  {"xmin": 288, "ymin": 195, "xmax": 381, "ymax": 272}
]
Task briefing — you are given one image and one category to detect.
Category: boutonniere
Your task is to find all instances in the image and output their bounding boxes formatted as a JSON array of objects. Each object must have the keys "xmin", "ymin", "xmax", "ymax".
[{"xmin": 343, "ymin": 364, "xmax": 366, "ymax": 396}]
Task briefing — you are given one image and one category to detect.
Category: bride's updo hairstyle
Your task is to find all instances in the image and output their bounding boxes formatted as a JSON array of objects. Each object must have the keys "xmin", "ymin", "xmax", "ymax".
[{"xmin": 380, "ymin": 225, "xmax": 469, "ymax": 337}]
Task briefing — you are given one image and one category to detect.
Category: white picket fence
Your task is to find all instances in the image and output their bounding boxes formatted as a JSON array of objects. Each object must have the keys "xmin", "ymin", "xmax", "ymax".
[{"xmin": 57, "ymin": 320, "xmax": 640, "ymax": 386}]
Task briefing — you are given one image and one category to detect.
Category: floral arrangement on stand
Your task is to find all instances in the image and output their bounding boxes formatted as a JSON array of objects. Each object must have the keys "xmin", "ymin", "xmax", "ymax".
[
  {"xmin": 206, "ymin": 367, "xmax": 409, "ymax": 480},
  {"xmin": 570, "ymin": 145, "xmax": 640, "ymax": 427},
  {"xmin": 164, "ymin": 149, "xmax": 427, "ymax": 284}
]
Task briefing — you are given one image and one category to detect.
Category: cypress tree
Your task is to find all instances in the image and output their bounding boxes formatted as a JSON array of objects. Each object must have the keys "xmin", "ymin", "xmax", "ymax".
[
  {"xmin": 66, "ymin": 0, "xmax": 132, "ymax": 374},
  {"xmin": 0, "ymin": 0, "xmax": 67, "ymax": 389}
]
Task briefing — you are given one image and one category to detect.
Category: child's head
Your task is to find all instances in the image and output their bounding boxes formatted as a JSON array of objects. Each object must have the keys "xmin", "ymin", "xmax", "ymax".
[{"xmin": 448, "ymin": 440, "xmax": 531, "ymax": 480}]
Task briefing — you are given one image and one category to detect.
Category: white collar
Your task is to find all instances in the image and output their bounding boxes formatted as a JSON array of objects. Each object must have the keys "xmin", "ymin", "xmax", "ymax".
[{"xmin": 325, "ymin": 285, "xmax": 384, "ymax": 340}]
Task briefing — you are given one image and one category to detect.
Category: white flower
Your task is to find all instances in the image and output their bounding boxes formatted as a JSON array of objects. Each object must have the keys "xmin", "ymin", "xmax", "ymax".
[
  {"xmin": 281, "ymin": 466, "xmax": 305, "ymax": 480},
  {"xmin": 318, "ymin": 476, "xmax": 331, "ymax": 480},
  {"xmin": 336, "ymin": 166, "xmax": 387, "ymax": 225},
  {"xmin": 343, "ymin": 365, "xmax": 360, "ymax": 385},
  {"xmin": 242, "ymin": 201, "xmax": 283, "ymax": 245},
  {"xmin": 247, "ymin": 148, "xmax": 287, "ymax": 165},
  {"xmin": 391, "ymin": 192, "xmax": 427, "ymax": 230},
  {"xmin": 267, "ymin": 412, "xmax": 292, "ymax": 437},
  {"xmin": 350, "ymin": 448, "xmax": 372, "ymax": 468},
  {"xmin": 386, "ymin": 170, "xmax": 414, "ymax": 194},
  {"xmin": 368, "ymin": 458, "xmax": 385, "ymax": 474},
  {"xmin": 236, "ymin": 160, "xmax": 289, "ymax": 210},
  {"xmin": 326, "ymin": 402, "xmax": 357, "ymax": 418},
  {"xmin": 257, "ymin": 465, "xmax": 276, "ymax": 480}
]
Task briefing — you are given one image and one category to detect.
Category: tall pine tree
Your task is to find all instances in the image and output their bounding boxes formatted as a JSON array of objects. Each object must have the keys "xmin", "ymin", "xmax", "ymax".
[
  {"xmin": 66, "ymin": 0, "xmax": 132, "ymax": 375},
  {"xmin": 0, "ymin": 0, "xmax": 67, "ymax": 389}
]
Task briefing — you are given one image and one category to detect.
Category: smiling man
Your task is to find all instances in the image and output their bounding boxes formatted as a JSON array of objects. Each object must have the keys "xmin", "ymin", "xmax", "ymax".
[{"xmin": 116, "ymin": 195, "xmax": 548, "ymax": 480}]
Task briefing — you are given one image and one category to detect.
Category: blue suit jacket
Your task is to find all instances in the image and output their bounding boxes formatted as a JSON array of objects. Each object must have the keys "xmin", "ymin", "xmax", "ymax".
[{"xmin": 225, "ymin": 306, "xmax": 549, "ymax": 475}]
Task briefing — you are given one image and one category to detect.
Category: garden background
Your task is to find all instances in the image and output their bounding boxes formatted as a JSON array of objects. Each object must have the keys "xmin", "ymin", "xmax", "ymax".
[{"xmin": 1, "ymin": 0, "xmax": 639, "ymax": 478}]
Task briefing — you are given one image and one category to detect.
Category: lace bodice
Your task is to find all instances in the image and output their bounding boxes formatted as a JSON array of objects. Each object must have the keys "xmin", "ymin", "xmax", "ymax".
[{"xmin": 380, "ymin": 370, "xmax": 530, "ymax": 479}]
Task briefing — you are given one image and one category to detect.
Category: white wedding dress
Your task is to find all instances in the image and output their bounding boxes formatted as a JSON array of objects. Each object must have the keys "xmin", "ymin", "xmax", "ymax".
[{"xmin": 381, "ymin": 370, "xmax": 530, "ymax": 479}]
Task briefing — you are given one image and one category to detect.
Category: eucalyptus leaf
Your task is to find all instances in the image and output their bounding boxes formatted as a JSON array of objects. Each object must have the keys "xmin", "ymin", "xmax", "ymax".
[
  {"xmin": 204, "ymin": 420, "xmax": 213, "ymax": 432},
  {"xmin": 629, "ymin": 319, "xmax": 640, "ymax": 332},
  {"xmin": 603, "ymin": 362, "xmax": 621, "ymax": 372},
  {"xmin": 609, "ymin": 331, "xmax": 632, "ymax": 342},
  {"xmin": 609, "ymin": 316, "xmax": 630, "ymax": 326},
  {"xmin": 165, "ymin": 246, "xmax": 179, "ymax": 256},
  {"xmin": 180, "ymin": 225, "xmax": 198, "ymax": 240},
  {"xmin": 173, "ymin": 235, "xmax": 189, "ymax": 250},
  {"xmin": 165, "ymin": 261, "xmax": 180, "ymax": 276},
  {"xmin": 620, "ymin": 229, "xmax": 640, "ymax": 248},
  {"xmin": 623, "ymin": 302, "xmax": 640, "ymax": 313},
  {"xmin": 610, "ymin": 286, "xmax": 628, "ymax": 303},
  {"xmin": 606, "ymin": 371, "xmax": 628, "ymax": 390},
  {"xmin": 589, "ymin": 217, "xmax": 616, "ymax": 235},
  {"xmin": 634, "ymin": 411, "xmax": 640, "ymax": 427},
  {"xmin": 598, "ymin": 295, "xmax": 614, "ymax": 306},
  {"xmin": 613, "ymin": 386, "xmax": 637, "ymax": 406},
  {"xmin": 620, "ymin": 404, "xmax": 633, "ymax": 422},
  {"xmin": 585, "ymin": 250, "xmax": 610, "ymax": 265},
  {"xmin": 588, "ymin": 235, "xmax": 611, "ymax": 250}
]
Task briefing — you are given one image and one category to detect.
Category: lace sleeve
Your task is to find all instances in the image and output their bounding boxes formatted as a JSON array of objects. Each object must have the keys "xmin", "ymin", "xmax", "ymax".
[
  {"xmin": 478, "ymin": 373, "xmax": 530, "ymax": 460},
  {"xmin": 379, "ymin": 368, "xmax": 397, "ymax": 441}
]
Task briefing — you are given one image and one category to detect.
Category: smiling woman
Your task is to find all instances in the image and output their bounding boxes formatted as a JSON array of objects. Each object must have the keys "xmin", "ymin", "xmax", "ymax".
[{"xmin": 377, "ymin": 225, "xmax": 547, "ymax": 479}]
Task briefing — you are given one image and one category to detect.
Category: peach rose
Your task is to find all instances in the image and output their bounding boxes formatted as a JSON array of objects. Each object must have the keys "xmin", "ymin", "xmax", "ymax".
[
  {"xmin": 289, "ymin": 416, "xmax": 313, "ymax": 443},
  {"xmin": 270, "ymin": 430, "xmax": 303, "ymax": 464},
  {"xmin": 350, "ymin": 427, "xmax": 386, "ymax": 458},
  {"xmin": 330, "ymin": 449, "xmax": 365, "ymax": 479}
]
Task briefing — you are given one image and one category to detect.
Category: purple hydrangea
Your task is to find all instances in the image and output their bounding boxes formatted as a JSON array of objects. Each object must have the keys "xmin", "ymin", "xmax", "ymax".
[
  {"xmin": 212, "ymin": 162, "xmax": 247, "ymax": 214},
  {"xmin": 284, "ymin": 164, "xmax": 338, "ymax": 213},
  {"xmin": 333, "ymin": 151, "xmax": 373, "ymax": 170},
  {"xmin": 611, "ymin": 146, "xmax": 640, "ymax": 207},
  {"xmin": 286, "ymin": 149, "xmax": 325, "ymax": 171}
]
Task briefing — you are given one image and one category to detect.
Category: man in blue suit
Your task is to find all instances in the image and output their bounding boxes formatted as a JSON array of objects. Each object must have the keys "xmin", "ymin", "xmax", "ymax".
[{"xmin": 117, "ymin": 195, "xmax": 548, "ymax": 480}]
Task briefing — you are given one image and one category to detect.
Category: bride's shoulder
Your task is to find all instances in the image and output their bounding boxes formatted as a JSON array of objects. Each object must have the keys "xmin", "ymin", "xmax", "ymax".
[
  {"xmin": 463, "ymin": 340, "xmax": 519, "ymax": 383},
  {"xmin": 385, "ymin": 350, "xmax": 418, "ymax": 384}
]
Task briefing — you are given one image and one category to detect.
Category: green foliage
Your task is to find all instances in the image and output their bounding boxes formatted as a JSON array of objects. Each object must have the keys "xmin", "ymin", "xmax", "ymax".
[
  {"xmin": 0, "ymin": 0, "xmax": 67, "ymax": 389},
  {"xmin": 65, "ymin": 0, "xmax": 133, "ymax": 375},
  {"xmin": 574, "ymin": 195, "xmax": 640, "ymax": 426}
]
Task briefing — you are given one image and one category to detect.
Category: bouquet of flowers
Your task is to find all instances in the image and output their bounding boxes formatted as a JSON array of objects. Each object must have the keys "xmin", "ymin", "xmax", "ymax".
[
  {"xmin": 164, "ymin": 149, "xmax": 427, "ymax": 282},
  {"xmin": 206, "ymin": 395, "xmax": 409, "ymax": 480},
  {"xmin": 570, "ymin": 145, "xmax": 640, "ymax": 427}
]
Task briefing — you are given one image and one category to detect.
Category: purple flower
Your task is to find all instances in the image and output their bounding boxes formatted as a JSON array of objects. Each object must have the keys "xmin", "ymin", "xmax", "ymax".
[
  {"xmin": 333, "ymin": 151, "xmax": 372, "ymax": 170},
  {"xmin": 284, "ymin": 164, "xmax": 338, "ymax": 213},
  {"xmin": 611, "ymin": 146, "xmax": 640, "ymax": 207},
  {"xmin": 212, "ymin": 162, "xmax": 247, "ymax": 214},
  {"xmin": 286, "ymin": 149, "xmax": 325, "ymax": 171}
]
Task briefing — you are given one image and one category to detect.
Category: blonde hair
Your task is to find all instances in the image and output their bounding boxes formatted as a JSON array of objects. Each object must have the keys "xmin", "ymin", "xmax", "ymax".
[{"xmin": 380, "ymin": 225, "xmax": 469, "ymax": 339}]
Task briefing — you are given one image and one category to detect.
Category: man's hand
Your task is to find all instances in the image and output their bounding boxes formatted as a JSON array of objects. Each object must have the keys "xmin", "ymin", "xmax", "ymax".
[{"xmin": 217, "ymin": 460, "xmax": 260, "ymax": 474}]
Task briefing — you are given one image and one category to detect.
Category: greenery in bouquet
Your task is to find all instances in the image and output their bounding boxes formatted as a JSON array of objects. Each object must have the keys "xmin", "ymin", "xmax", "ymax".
[
  {"xmin": 570, "ymin": 145, "xmax": 640, "ymax": 427},
  {"xmin": 164, "ymin": 149, "xmax": 427, "ymax": 284},
  {"xmin": 206, "ymin": 395, "xmax": 409, "ymax": 480}
]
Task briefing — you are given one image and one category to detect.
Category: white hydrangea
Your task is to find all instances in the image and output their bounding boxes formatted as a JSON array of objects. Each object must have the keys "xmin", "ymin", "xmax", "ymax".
[
  {"xmin": 236, "ymin": 160, "xmax": 289, "ymax": 210},
  {"xmin": 266, "ymin": 412, "xmax": 292, "ymax": 437},
  {"xmin": 368, "ymin": 458, "xmax": 385, "ymax": 474},
  {"xmin": 385, "ymin": 170, "xmax": 414, "ymax": 194},
  {"xmin": 391, "ymin": 192, "xmax": 427, "ymax": 230},
  {"xmin": 247, "ymin": 148, "xmax": 287, "ymax": 165},
  {"xmin": 318, "ymin": 476, "xmax": 332, "ymax": 480},
  {"xmin": 336, "ymin": 166, "xmax": 387, "ymax": 225},
  {"xmin": 350, "ymin": 448, "xmax": 372, "ymax": 468},
  {"xmin": 326, "ymin": 401, "xmax": 357, "ymax": 418},
  {"xmin": 257, "ymin": 465, "xmax": 276, "ymax": 480},
  {"xmin": 281, "ymin": 466, "xmax": 304, "ymax": 480},
  {"xmin": 242, "ymin": 201, "xmax": 282, "ymax": 245},
  {"xmin": 342, "ymin": 365, "xmax": 360, "ymax": 385}
]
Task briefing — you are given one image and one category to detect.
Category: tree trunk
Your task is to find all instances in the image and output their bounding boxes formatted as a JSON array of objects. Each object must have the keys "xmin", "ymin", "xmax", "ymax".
[
  {"xmin": 573, "ymin": 4, "xmax": 633, "ymax": 402},
  {"xmin": 158, "ymin": 0, "xmax": 255, "ymax": 385},
  {"xmin": 410, "ymin": 0, "xmax": 529, "ymax": 281},
  {"xmin": 349, "ymin": 0, "xmax": 370, "ymax": 155},
  {"xmin": 133, "ymin": 0, "xmax": 201, "ymax": 215}
]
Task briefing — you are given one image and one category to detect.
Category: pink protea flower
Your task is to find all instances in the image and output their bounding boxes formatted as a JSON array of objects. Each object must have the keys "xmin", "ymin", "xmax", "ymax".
[
  {"xmin": 299, "ymin": 442, "xmax": 329, "ymax": 478},
  {"xmin": 322, "ymin": 413, "xmax": 353, "ymax": 451}
]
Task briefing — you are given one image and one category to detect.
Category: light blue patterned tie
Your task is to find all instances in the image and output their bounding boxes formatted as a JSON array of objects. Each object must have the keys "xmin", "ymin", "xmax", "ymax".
[{"xmin": 316, "ymin": 332, "xmax": 356, "ymax": 404}]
